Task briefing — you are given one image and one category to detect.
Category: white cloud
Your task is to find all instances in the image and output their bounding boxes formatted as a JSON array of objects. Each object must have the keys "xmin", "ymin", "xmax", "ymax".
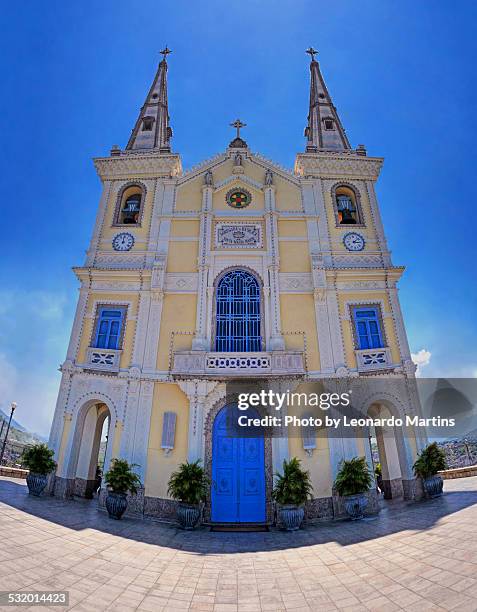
[
  {"xmin": 411, "ymin": 348, "xmax": 431, "ymax": 376},
  {"xmin": 0, "ymin": 289, "xmax": 71, "ymax": 437}
]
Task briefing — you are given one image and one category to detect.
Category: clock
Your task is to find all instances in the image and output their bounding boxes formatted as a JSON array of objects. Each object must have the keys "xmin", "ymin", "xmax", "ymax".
[
  {"xmin": 112, "ymin": 232, "xmax": 135, "ymax": 251},
  {"xmin": 343, "ymin": 232, "xmax": 365, "ymax": 251}
]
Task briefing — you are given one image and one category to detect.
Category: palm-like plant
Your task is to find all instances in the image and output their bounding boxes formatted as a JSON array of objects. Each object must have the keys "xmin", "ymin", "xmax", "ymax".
[
  {"xmin": 104, "ymin": 459, "xmax": 141, "ymax": 495},
  {"xmin": 21, "ymin": 444, "xmax": 57, "ymax": 475},
  {"xmin": 167, "ymin": 460, "xmax": 209, "ymax": 505},
  {"xmin": 413, "ymin": 442, "xmax": 447, "ymax": 479},
  {"xmin": 334, "ymin": 457, "xmax": 372, "ymax": 496},
  {"xmin": 272, "ymin": 458, "xmax": 313, "ymax": 506}
]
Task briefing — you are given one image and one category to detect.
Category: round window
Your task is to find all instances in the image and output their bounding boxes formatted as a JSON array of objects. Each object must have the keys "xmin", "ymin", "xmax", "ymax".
[{"xmin": 226, "ymin": 189, "xmax": 251, "ymax": 209}]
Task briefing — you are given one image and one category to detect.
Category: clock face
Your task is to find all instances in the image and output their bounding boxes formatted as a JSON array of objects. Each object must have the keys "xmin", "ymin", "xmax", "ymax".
[
  {"xmin": 343, "ymin": 232, "xmax": 365, "ymax": 251},
  {"xmin": 112, "ymin": 232, "xmax": 135, "ymax": 251}
]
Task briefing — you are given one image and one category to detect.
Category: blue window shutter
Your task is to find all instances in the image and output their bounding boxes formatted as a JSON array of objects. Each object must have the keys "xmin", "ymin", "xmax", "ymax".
[
  {"xmin": 353, "ymin": 307, "xmax": 384, "ymax": 350},
  {"xmin": 161, "ymin": 412, "xmax": 177, "ymax": 451},
  {"xmin": 94, "ymin": 307, "xmax": 125, "ymax": 350}
]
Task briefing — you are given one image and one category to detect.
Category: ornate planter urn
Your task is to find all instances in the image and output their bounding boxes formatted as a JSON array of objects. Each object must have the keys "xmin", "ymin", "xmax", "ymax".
[
  {"xmin": 105, "ymin": 492, "xmax": 128, "ymax": 520},
  {"xmin": 26, "ymin": 473, "xmax": 48, "ymax": 496},
  {"xmin": 423, "ymin": 475, "xmax": 443, "ymax": 498},
  {"xmin": 343, "ymin": 493, "xmax": 368, "ymax": 520},
  {"xmin": 279, "ymin": 505, "xmax": 304, "ymax": 531},
  {"xmin": 177, "ymin": 503, "xmax": 201, "ymax": 530}
]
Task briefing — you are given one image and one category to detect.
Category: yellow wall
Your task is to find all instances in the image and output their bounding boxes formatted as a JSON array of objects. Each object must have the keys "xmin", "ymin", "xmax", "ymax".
[
  {"xmin": 171, "ymin": 219, "xmax": 200, "ymax": 237},
  {"xmin": 156, "ymin": 294, "xmax": 197, "ymax": 370},
  {"xmin": 280, "ymin": 294, "xmax": 320, "ymax": 371},
  {"xmin": 278, "ymin": 242, "xmax": 311, "ymax": 272},
  {"xmin": 166, "ymin": 241, "xmax": 198, "ymax": 273},
  {"xmin": 145, "ymin": 383, "xmax": 189, "ymax": 498},
  {"xmin": 287, "ymin": 383, "xmax": 332, "ymax": 498},
  {"xmin": 278, "ymin": 220, "xmax": 308, "ymax": 237}
]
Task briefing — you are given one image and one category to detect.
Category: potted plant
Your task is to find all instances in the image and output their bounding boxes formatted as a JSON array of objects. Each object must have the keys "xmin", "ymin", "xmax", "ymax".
[
  {"xmin": 21, "ymin": 443, "xmax": 57, "ymax": 496},
  {"xmin": 334, "ymin": 456, "xmax": 372, "ymax": 520},
  {"xmin": 272, "ymin": 457, "xmax": 313, "ymax": 531},
  {"xmin": 104, "ymin": 459, "xmax": 141, "ymax": 520},
  {"xmin": 413, "ymin": 442, "xmax": 447, "ymax": 498},
  {"xmin": 167, "ymin": 460, "xmax": 209, "ymax": 529}
]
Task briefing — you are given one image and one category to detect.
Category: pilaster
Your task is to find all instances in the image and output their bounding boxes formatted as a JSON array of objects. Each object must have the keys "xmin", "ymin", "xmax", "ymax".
[
  {"xmin": 264, "ymin": 184, "xmax": 285, "ymax": 350},
  {"xmin": 193, "ymin": 184, "xmax": 213, "ymax": 350}
]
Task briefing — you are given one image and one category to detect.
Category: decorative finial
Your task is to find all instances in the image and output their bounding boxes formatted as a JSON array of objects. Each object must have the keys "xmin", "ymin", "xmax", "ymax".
[
  {"xmin": 306, "ymin": 47, "xmax": 318, "ymax": 62},
  {"xmin": 160, "ymin": 46, "xmax": 172, "ymax": 62},
  {"xmin": 230, "ymin": 118, "xmax": 246, "ymax": 139}
]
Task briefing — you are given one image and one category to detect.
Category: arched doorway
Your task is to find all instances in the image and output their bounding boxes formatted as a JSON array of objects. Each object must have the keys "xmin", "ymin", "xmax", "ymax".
[
  {"xmin": 74, "ymin": 403, "xmax": 110, "ymax": 498},
  {"xmin": 211, "ymin": 404, "xmax": 266, "ymax": 523},
  {"xmin": 368, "ymin": 403, "xmax": 405, "ymax": 500}
]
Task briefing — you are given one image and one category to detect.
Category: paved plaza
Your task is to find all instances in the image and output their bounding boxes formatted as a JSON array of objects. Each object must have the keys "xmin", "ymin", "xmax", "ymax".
[{"xmin": 0, "ymin": 477, "xmax": 477, "ymax": 611}]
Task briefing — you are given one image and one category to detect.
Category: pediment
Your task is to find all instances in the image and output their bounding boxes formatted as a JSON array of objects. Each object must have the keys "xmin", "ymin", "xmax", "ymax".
[{"xmin": 177, "ymin": 148, "xmax": 299, "ymax": 188}]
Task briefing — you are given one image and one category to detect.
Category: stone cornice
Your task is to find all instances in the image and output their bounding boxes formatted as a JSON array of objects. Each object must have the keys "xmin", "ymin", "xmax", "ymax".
[
  {"xmin": 94, "ymin": 152, "xmax": 182, "ymax": 181},
  {"xmin": 294, "ymin": 152, "xmax": 384, "ymax": 180}
]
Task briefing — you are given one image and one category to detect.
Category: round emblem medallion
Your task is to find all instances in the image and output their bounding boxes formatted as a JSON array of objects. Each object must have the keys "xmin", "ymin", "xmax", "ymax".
[{"xmin": 226, "ymin": 188, "xmax": 251, "ymax": 209}]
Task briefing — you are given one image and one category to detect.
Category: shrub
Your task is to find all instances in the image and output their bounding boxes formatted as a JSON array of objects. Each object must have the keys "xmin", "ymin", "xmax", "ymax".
[
  {"xmin": 272, "ymin": 457, "xmax": 313, "ymax": 506},
  {"xmin": 413, "ymin": 442, "xmax": 447, "ymax": 479},
  {"xmin": 104, "ymin": 459, "xmax": 141, "ymax": 495},
  {"xmin": 167, "ymin": 460, "xmax": 209, "ymax": 505},
  {"xmin": 21, "ymin": 444, "xmax": 57, "ymax": 475},
  {"xmin": 334, "ymin": 456, "xmax": 372, "ymax": 496}
]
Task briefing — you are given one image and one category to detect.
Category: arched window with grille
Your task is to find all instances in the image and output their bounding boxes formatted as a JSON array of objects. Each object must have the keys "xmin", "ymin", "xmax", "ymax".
[{"xmin": 215, "ymin": 270, "xmax": 262, "ymax": 352}]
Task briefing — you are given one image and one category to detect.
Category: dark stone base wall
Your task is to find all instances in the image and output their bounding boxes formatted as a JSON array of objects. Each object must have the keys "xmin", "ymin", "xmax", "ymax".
[
  {"xmin": 74, "ymin": 478, "xmax": 98, "ymax": 499},
  {"xmin": 382, "ymin": 477, "xmax": 404, "ymax": 500},
  {"xmin": 52, "ymin": 476, "xmax": 75, "ymax": 499}
]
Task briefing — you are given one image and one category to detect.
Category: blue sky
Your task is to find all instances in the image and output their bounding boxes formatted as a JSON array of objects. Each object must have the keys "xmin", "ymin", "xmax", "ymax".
[{"xmin": 0, "ymin": 1, "xmax": 476, "ymax": 435}]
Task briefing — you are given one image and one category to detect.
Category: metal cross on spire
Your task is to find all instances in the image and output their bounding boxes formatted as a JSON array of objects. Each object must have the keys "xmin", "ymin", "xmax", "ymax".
[
  {"xmin": 306, "ymin": 47, "xmax": 318, "ymax": 61},
  {"xmin": 230, "ymin": 119, "xmax": 246, "ymax": 139},
  {"xmin": 160, "ymin": 46, "xmax": 172, "ymax": 61}
]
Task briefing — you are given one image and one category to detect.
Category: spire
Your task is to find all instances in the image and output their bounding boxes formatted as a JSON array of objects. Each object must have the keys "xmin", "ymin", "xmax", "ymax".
[
  {"xmin": 304, "ymin": 48, "xmax": 351, "ymax": 152},
  {"xmin": 126, "ymin": 47, "xmax": 173, "ymax": 152}
]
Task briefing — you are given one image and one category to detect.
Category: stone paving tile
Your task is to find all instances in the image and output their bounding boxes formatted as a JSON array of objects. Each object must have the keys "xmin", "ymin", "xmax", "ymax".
[{"xmin": 1, "ymin": 477, "xmax": 477, "ymax": 611}]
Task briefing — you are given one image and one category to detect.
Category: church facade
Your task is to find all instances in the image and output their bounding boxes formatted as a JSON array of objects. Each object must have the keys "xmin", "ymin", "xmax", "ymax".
[{"xmin": 48, "ymin": 49, "xmax": 426, "ymax": 522}]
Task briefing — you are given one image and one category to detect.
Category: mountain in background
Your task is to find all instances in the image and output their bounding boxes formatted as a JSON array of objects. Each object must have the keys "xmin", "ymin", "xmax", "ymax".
[{"xmin": 0, "ymin": 409, "xmax": 47, "ymax": 446}]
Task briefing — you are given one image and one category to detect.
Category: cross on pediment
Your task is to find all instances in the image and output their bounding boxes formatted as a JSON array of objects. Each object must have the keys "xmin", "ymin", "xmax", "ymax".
[{"xmin": 230, "ymin": 119, "xmax": 246, "ymax": 139}]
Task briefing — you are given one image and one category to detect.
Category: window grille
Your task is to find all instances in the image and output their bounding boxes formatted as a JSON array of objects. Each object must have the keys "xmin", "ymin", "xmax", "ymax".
[{"xmin": 215, "ymin": 270, "xmax": 262, "ymax": 352}]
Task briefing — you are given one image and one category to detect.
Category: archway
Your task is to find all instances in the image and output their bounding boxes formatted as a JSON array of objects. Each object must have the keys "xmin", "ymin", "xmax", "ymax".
[
  {"xmin": 367, "ymin": 402, "xmax": 406, "ymax": 500},
  {"xmin": 211, "ymin": 403, "xmax": 266, "ymax": 523},
  {"xmin": 73, "ymin": 403, "xmax": 111, "ymax": 498}
]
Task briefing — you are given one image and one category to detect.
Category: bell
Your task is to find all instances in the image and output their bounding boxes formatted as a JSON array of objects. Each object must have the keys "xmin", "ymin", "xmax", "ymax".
[{"xmin": 341, "ymin": 208, "xmax": 356, "ymax": 224}]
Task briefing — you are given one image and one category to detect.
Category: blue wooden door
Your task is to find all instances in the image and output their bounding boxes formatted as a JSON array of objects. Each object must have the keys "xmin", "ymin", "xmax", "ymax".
[{"xmin": 211, "ymin": 405, "xmax": 265, "ymax": 523}]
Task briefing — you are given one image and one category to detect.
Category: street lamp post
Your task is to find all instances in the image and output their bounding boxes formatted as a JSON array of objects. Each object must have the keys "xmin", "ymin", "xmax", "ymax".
[{"xmin": 0, "ymin": 402, "xmax": 17, "ymax": 465}]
